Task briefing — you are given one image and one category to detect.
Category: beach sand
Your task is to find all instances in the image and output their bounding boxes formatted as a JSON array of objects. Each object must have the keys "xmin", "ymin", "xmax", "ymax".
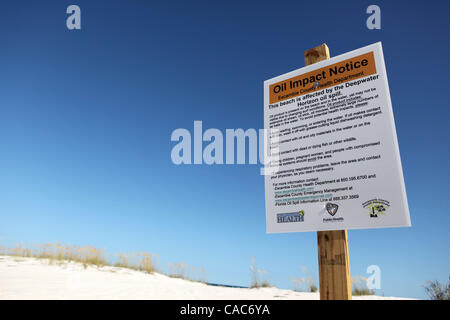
[{"xmin": 0, "ymin": 256, "xmax": 412, "ymax": 300}]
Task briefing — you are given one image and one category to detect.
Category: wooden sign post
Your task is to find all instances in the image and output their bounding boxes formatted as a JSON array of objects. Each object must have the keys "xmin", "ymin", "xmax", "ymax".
[{"xmin": 304, "ymin": 44, "xmax": 352, "ymax": 300}]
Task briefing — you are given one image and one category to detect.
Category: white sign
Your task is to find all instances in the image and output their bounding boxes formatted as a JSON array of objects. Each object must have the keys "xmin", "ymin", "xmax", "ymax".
[{"xmin": 263, "ymin": 42, "xmax": 410, "ymax": 233}]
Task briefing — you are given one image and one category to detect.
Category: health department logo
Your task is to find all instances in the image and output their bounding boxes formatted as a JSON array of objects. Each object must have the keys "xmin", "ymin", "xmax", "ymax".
[
  {"xmin": 326, "ymin": 203, "xmax": 339, "ymax": 216},
  {"xmin": 323, "ymin": 202, "xmax": 344, "ymax": 223},
  {"xmin": 277, "ymin": 210, "xmax": 305, "ymax": 223},
  {"xmin": 363, "ymin": 199, "xmax": 390, "ymax": 217}
]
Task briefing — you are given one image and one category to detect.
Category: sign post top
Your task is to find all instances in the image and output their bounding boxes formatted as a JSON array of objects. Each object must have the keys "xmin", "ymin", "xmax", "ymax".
[{"xmin": 304, "ymin": 43, "xmax": 330, "ymax": 65}]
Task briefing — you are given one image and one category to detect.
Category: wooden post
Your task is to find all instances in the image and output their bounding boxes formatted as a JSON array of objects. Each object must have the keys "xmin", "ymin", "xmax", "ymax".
[{"xmin": 304, "ymin": 44, "xmax": 352, "ymax": 300}]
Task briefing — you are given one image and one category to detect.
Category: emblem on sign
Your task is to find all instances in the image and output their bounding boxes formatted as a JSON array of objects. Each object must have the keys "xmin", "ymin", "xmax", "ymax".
[
  {"xmin": 326, "ymin": 203, "xmax": 339, "ymax": 216},
  {"xmin": 362, "ymin": 199, "xmax": 390, "ymax": 218}
]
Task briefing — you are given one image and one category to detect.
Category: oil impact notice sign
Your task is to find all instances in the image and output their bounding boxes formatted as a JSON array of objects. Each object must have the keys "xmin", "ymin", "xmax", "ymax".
[{"xmin": 263, "ymin": 42, "xmax": 411, "ymax": 233}]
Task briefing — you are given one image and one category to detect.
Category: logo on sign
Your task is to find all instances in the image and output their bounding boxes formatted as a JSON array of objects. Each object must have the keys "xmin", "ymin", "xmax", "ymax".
[
  {"xmin": 323, "ymin": 203, "xmax": 344, "ymax": 223},
  {"xmin": 362, "ymin": 199, "xmax": 390, "ymax": 218},
  {"xmin": 277, "ymin": 210, "xmax": 305, "ymax": 223},
  {"xmin": 326, "ymin": 203, "xmax": 339, "ymax": 216}
]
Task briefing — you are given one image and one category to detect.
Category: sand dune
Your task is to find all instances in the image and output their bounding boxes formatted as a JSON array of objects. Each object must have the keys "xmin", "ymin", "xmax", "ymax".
[{"xmin": 0, "ymin": 256, "xmax": 411, "ymax": 300}]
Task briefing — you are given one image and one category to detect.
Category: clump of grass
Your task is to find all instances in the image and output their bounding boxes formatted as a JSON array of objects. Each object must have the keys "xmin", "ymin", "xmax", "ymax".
[
  {"xmin": 260, "ymin": 280, "xmax": 272, "ymax": 288},
  {"xmin": 423, "ymin": 279, "xmax": 449, "ymax": 300},
  {"xmin": 0, "ymin": 242, "xmax": 195, "ymax": 278},
  {"xmin": 249, "ymin": 257, "xmax": 272, "ymax": 288},
  {"xmin": 137, "ymin": 252, "xmax": 154, "ymax": 273},
  {"xmin": 290, "ymin": 277, "xmax": 318, "ymax": 293},
  {"xmin": 114, "ymin": 253, "xmax": 133, "ymax": 269},
  {"xmin": 16, "ymin": 242, "xmax": 109, "ymax": 267},
  {"xmin": 351, "ymin": 275, "xmax": 375, "ymax": 296},
  {"xmin": 168, "ymin": 261, "xmax": 207, "ymax": 283},
  {"xmin": 113, "ymin": 252, "xmax": 155, "ymax": 273},
  {"xmin": 78, "ymin": 245, "xmax": 107, "ymax": 266},
  {"xmin": 352, "ymin": 286, "xmax": 375, "ymax": 296},
  {"xmin": 0, "ymin": 242, "xmax": 145, "ymax": 270},
  {"xmin": 290, "ymin": 266, "xmax": 317, "ymax": 293},
  {"xmin": 8, "ymin": 243, "xmax": 32, "ymax": 257}
]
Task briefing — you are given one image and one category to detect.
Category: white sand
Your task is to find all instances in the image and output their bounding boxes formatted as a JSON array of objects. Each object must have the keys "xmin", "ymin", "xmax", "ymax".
[{"xmin": 0, "ymin": 256, "xmax": 411, "ymax": 300}]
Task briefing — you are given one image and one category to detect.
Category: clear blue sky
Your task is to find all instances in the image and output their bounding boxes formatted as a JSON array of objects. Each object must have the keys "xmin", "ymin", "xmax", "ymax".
[{"xmin": 1, "ymin": 1, "xmax": 449, "ymax": 299}]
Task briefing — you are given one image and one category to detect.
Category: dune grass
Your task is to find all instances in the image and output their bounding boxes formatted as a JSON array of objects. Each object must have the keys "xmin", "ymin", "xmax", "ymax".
[
  {"xmin": 290, "ymin": 276, "xmax": 318, "ymax": 293},
  {"xmin": 351, "ymin": 275, "xmax": 375, "ymax": 296},
  {"xmin": 0, "ymin": 242, "xmax": 212, "ymax": 282},
  {"xmin": 423, "ymin": 279, "xmax": 449, "ymax": 300},
  {"xmin": 1, "ymin": 242, "xmax": 108, "ymax": 267},
  {"xmin": 1, "ymin": 243, "xmax": 395, "ymax": 296},
  {"xmin": 290, "ymin": 266, "xmax": 318, "ymax": 293},
  {"xmin": 168, "ymin": 261, "xmax": 207, "ymax": 283},
  {"xmin": 249, "ymin": 257, "xmax": 274, "ymax": 288},
  {"xmin": 0, "ymin": 242, "xmax": 157, "ymax": 272},
  {"xmin": 113, "ymin": 252, "xmax": 158, "ymax": 273}
]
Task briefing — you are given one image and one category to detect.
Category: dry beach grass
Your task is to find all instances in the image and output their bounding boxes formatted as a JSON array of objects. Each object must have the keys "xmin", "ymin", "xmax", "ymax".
[
  {"xmin": 0, "ymin": 255, "xmax": 412, "ymax": 300},
  {"xmin": 0, "ymin": 242, "xmax": 205, "ymax": 281},
  {"xmin": 0, "ymin": 242, "xmax": 415, "ymax": 299}
]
